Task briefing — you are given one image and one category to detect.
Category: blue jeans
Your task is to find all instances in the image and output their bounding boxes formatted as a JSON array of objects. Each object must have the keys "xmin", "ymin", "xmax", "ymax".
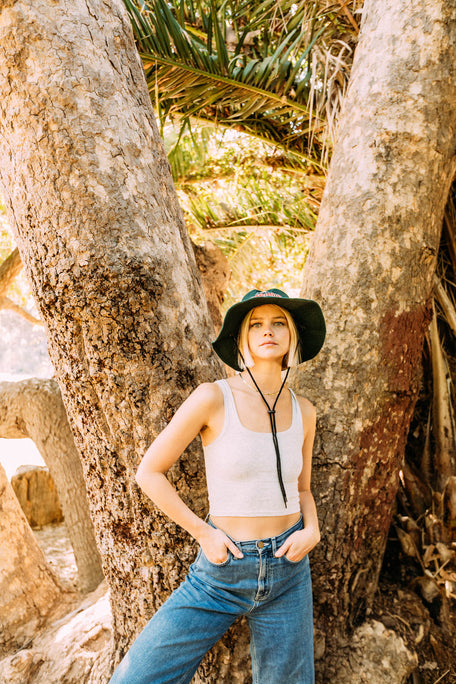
[{"xmin": 110, "ymin": 516, "xmax": 314, "ymax": 684}]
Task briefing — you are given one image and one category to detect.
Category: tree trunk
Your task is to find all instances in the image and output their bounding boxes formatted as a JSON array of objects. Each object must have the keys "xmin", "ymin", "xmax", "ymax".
[
  {"xmin": 295, "ymin": 0, "xmax": 456, "ymax": 678},
  {"xmin": 0, "ymin": 378, "xmax": 104, "ymax": 593},
  {"xmin": 192, "ymin": 242, "xmax": 230, "ymax": 332},
  {"xmin": 0, "ymin": 463, "xmax": 62, "ymax": 657},
  {"xmin": 0, "ymin": 0, "xmax": 250, "ymax": 679}
]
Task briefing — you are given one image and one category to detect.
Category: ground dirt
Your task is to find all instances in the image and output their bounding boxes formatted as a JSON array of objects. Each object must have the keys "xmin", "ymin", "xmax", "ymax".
[
  {"xmin": 373, "ymin": 578, "xmax": 456, "ymax": 683},
  {"xmin": 0, "ymin": 523, "xmax": 111, "ymax": 684},
  {"xmin": 33, "ymin": 521, "xmax": 79, "ymax": 591}
]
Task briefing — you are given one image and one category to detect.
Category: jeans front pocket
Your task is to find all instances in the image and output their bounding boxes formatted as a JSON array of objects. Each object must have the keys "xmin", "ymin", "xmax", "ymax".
[
  {"xmin": 283, "ymin": 551, "xmax": 309, "ymax": 566},
  {"xmin": 199, "ymin": 547, "xmax": 232, "ymax": 568}
]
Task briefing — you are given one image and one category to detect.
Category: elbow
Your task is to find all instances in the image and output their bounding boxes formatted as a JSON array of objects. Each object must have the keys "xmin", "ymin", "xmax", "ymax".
[
  {"xmin": 135, "ymin": 462, "xmax": 153, "ymax": 489},
  {"xmin": 135, "ymin": 466, "xmax": 145, "ymax": 490},
  {"xmin": 135, "ymin": 459, "xmax": 146, "ymax": 486},
  {"xmin": 135, "ymin": 462, "xmax": 164, "ymax": 494}
]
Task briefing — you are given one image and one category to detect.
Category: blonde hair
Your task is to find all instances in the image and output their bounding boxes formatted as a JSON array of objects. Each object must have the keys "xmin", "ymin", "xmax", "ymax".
[{"xmin": 237, "ymin": 305, "xmax": 301, "ymax": 370}]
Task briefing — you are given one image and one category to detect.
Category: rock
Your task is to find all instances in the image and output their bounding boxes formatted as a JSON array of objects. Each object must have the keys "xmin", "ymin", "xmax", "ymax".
[
  {"xmin": 0, "ymin": 463, "xmax": 63, "ymax": 658},
  {"xmin": 0, "ymin": 582, "xmax": 112, "ymax": 684},
  {"xmin": 11, "ymin": 465, "xmax": 63, "ymax": 528},
  {"xmin": 333, "ymin": 619, "xmax": 418, "ymax": 683},
  {"xmin": 33, "ymin": 522, "xmax": 78, "ymax": 591}
]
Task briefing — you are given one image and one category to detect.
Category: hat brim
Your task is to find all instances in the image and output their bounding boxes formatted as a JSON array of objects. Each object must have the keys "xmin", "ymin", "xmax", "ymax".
[{"xmin": 212, "ymin": 295, "xmax": 326, "ymax": 371}]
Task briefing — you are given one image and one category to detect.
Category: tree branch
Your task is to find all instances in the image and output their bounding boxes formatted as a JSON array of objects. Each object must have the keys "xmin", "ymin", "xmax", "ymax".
[
  {"xmin": 0, "ymin": 295, "xmax": 42, "ymax": 325},
  {"xmin": 0, "ymin": 247, "xmax": 22, "ymax": 297}
]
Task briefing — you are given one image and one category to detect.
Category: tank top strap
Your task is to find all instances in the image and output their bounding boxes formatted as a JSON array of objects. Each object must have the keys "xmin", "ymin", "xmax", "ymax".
[{"xmin": 214, "ymin": 379, "xmax": 237, "ymax": 429}]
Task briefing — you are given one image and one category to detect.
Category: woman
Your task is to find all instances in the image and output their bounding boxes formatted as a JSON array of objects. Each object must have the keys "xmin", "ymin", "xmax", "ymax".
[{"xmin": 110, "ymin": 288, "xmax": 326, "ymax": 684}]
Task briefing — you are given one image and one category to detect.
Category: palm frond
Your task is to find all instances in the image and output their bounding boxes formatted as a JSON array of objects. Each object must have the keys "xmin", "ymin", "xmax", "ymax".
[
  {"xmin": 219, "ymin": 230, "xmax": 311, "ymax": 307},
  {"xmin": 124, "ymin": 0, "xmax": 336, "ymax": 161},
  {"xmin": 165, "ymin": 121, "xmax": 324, "ymax": 187},
  {"xmin": 180, "ymin": 169, "xmax": 317, "ymax": 235}
]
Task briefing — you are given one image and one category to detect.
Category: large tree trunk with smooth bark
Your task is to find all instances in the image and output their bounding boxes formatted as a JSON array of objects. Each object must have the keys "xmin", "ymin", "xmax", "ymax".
[
  {"xmin": 0, "ymin": 0, "xmax": 249, "ymax": 679},
  {"xmin": 295, "ymin": 0, "xmax": 456, "ymax": 679},
  {"xmin": 0, "ymin": 463, "xmax": 63, "ymax": 656},
  {"xmin": 0, "ymin": 378, "xmax": 104, "ymax": 593}
]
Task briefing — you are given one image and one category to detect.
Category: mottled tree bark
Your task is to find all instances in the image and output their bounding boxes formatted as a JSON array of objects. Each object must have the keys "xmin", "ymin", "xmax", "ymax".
[
  {"xmin": 0, "ymin": 463, "xmax": 62, "ymax": 657},
  {"xmin": 0, "ymin": 0, "xmax": 249, "ymax": 679},
  {"xmin": 295, "ymin": 0, "xmax": 456, "ymax": 678},
  {"xmin": 192, "ymin": 242, "xmax": 230, "ymax": 332},
  {"xmin": 0, "ymin": 378, "xmax": 104, "ymax": 593}
]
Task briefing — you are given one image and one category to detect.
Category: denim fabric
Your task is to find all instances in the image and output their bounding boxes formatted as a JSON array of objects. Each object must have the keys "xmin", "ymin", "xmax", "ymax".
[{"xmin": 110, "ymin": 516, "xmax": 314, "ymax": 684}]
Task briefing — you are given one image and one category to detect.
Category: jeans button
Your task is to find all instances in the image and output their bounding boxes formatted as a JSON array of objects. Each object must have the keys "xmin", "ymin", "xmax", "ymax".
[{"xmin": 257, "ymin": 541, "xmax": 264, "ymax": 549}]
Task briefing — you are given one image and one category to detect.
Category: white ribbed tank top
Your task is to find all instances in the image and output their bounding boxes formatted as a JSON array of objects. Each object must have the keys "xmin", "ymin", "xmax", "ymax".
[{"xmin": 203, "ymin": 379, "xmax": 304, "ymax": 516}]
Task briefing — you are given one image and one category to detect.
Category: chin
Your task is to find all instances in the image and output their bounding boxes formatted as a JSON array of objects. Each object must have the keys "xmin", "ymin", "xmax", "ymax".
[{"xmin": 253, "ymin": 350, "xmax": 286, "ymax": 363}]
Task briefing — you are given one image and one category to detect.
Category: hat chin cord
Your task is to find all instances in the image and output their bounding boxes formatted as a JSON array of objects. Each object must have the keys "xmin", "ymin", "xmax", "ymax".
[{"xmin": 238, "ymin": 351, "xmax": 290, "ymax": 507}]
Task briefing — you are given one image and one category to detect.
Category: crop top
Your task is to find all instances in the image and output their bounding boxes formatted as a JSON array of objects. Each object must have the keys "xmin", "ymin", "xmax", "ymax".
[{"xmin": 203, "ymin": 379, "xmax": 304, "ymax": 516}]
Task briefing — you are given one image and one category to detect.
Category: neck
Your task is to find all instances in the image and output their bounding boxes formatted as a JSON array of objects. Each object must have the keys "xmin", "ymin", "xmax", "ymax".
[{"xmin": 243, "ymin": 361, "xmax": 285, "ymax": 393}]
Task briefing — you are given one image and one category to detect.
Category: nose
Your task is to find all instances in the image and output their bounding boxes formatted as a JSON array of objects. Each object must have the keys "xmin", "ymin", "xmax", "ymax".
[{"xmin": 263, "ymin": 327, "xmax": 273, "ymax": 336}]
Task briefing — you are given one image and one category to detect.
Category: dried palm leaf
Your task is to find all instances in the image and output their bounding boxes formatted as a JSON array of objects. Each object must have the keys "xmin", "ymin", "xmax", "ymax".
[
  {"xmin": 422, "ymin": 544, "xmax": 436, "ymax": 566},
  {"xmin": 425, "ymin": 512, "xmax": 445, "ymax": 544},
  {"xmin": 435, "ymin": 541, "xmax": 454, "ymax": 564},
  {"xmin": 415, "ymin": 575, "xmax": 441, "ymax": 602},
  {"xmin": 443, "ymin": 476, "xmax": 456, "ymax": 537},
  {"xmin": 443, "ymin": 205, "xmax": 456, "ymax": 272},
  {"xmin": 395, "ymin": 525, "xmax": 419, "ymax": 559},
  {"xmin": 402, "ymin": 461, "xmax": 432, "ymax": 518},
  {"xmin": 420, "ymin": 407, "xmax": 432, "ymax": 486},
  {"xmin": 434, "ymin": 274, "xmax": 456, "ymax": 338},
  {"xmin": 429, "ymin": 303, "xmax": 456, "ymax": 490}
]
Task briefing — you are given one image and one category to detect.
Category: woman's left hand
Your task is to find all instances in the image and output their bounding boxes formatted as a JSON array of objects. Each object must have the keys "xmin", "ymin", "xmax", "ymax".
[{"xmin": 274, "ymin": 526, "xmax": 320, "ymax": 562}]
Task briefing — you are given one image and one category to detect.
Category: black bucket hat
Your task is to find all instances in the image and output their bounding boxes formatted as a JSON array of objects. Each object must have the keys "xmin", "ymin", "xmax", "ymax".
[{"xmin": 212, "ymin": 288, "xmax": 326, "ymax": 371}]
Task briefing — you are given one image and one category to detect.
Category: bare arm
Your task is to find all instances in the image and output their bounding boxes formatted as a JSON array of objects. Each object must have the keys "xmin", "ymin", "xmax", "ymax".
[
  {"xmin": 136, "ymin": 383, "xmax": 243, "ymax": 562},
  {"xmin": 275, "ymin": 398, "xmax": 320, "ymax": 560}
]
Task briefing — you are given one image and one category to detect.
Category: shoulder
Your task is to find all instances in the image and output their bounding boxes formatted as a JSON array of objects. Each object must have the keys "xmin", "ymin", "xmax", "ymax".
[
  {"xmin": 187, "ymin": 381, "xmax": 224, "ymax": 411},
  {"xmin": 187, "ymin": 382, "xmax": 225, "ymax": 433},
  {"xmin": 294, "ymin": 393, "xmax": 316, "ymax": 423}
]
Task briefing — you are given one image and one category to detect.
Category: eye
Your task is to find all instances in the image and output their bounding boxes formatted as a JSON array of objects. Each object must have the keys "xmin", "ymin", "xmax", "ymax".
[
  {"xmin": 250, "ymin": 322, "xmax": 261, "ymax": 328},
  {"xmin": 274, "ymin": 321, "xmax": 286, "ymax": 326}
]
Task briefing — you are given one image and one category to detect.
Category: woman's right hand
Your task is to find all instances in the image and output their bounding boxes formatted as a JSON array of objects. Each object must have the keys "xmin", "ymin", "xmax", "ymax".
[{"xmin": 198, "ymin": 525, "xmax": 244, "ymax": 564}]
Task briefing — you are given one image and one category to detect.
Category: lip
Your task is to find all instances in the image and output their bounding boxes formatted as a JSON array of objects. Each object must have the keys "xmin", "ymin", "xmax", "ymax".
[{"xmin": 260, "ymin": 341, "xmax": 277, "ymax": 347}]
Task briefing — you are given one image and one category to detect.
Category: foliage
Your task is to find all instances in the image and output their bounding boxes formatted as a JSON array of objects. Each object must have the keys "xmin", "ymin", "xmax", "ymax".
[
  {"xmin": 164, "ymin": 123, "xmax": 318, "ymax": 296},
  {"xmin": 124, "ymin": 0, "xmax": 361, "ymax": 164},
  {"xmin": 176, "ymin": 150, "xmax": 318, "ymax": 234},
  {"xmin": 122, "ymin": 0, "xmax": 362, "ymax": 296},
  {"xmin": 220, "ymin": 231, "xmax": 312, "ymax": 307}
]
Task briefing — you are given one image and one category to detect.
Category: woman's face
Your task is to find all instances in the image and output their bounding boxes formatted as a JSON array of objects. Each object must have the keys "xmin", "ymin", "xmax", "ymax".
[{"xmin": 247, "ymin": 304, "xmax": 290, "ymax": 365}]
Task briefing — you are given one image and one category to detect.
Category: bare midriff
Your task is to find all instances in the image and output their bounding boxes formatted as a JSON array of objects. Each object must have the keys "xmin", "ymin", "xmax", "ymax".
[{"xmin": 210, "ymin": 512, "xmax": 301, "ymax": 541}]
